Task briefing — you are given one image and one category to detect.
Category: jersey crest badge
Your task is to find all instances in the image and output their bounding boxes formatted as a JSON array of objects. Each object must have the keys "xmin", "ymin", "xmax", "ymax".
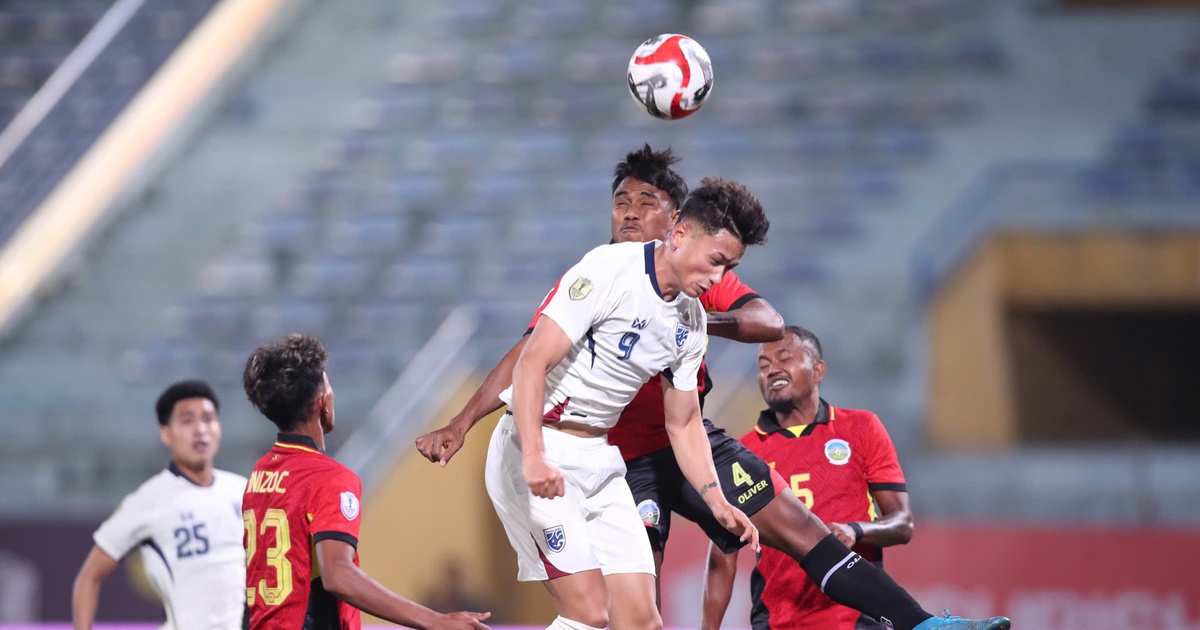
[
  {"xmin": 543, "ymin": 525, "xmax": 566, "ymax": 552},
  {"xmin": 637, "ymin": 500, "xmax": 660, "ymax": 526},
  {"xmin": 675, "ymin": 323, "xmax": 689, "ymax": 349},
  {"xmin": 340, "ymin": 491, "xmax": 360, "ymax": 520},
  {"xmin": 569, "ymin": 277, "xmax": 593, "ymax": 300},
  {"xmin": 824, "ymin": 439, "xmax": 851, "ymax": 466}
]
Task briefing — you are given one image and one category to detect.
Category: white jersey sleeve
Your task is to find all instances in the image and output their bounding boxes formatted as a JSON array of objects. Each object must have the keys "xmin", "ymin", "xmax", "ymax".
[
  {"xmin": 93, "ymin": 492, "xmax": 150, "ymax": 561},
  {"xmin": 538, "ymin": 247, "xmax": 623, "ymax": 343},
  {"xmin": 665, "ymin": 305, "xmax": 707, "ymax": 392}
]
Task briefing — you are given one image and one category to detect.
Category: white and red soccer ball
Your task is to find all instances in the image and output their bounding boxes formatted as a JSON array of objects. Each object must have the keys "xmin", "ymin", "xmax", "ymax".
[{"xmin": 627, "ymin": 34, "xmax": 713, "ymax": 120}]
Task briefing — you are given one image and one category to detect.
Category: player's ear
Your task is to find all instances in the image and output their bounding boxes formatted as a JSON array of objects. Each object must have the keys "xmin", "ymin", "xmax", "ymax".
[
  {"xmin": 812, "ymin": 359, "xmax": 827, "ymax": 384},
  {"xmin": 159, "ymin": 424, "xmax": 171, "ymax": 448},
  {"xmin": 669, "ymin": 219, "xmax": 689, "ymax": 248}
]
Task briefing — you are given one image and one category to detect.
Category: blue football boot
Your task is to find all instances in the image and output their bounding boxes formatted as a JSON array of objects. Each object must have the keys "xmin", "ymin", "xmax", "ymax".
[{"xmin": 912, "ymin": 609, "xmax": 1011, "ymax": 630}]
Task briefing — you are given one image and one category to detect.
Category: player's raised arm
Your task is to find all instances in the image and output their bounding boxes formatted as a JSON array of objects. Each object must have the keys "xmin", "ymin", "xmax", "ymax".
[
  {"xmin": 416, "ymin": 335, "xmax": 528, "ymax": 466},
  {"xmin": 71, "ymin": 546, "xmax": 119, "ymax": 630},
  {"xmin": 700, "ymin": 541, "xmax": 740, "ymax": 630},
  {"xmin": 661, "ymin": 379, "xmax": 759, "ymax": 552},
  {"xmin": 316, "ymin": 539, "xmax": 490, "ymax": 630},
  {"xmin": 511, "ymin": 315, "xmax": 575, "ymax": 499},
  {"xmin": 706, "ymin": 296, "xmax": 785, "ymax": 343}
]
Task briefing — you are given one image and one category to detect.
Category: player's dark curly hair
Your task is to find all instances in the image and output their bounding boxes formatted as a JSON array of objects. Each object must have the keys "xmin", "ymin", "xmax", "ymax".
[
  {"xmin": 243, "ymin": 333, "xmax": 328, "ymax": 432},
  {"xmin": 679, "ymin": 177, "xmax": 770, "ymax": 245},
  {"xmin": 155, "ymin": 379, "xmax": 219, "ymax": 426},
  {"xmin": 611, "ymin": 144, "xmax": 688, "ymax": 210},
  {"xmin": 784, "ymin": 325, "xmax": 823, "ymax": 360}
]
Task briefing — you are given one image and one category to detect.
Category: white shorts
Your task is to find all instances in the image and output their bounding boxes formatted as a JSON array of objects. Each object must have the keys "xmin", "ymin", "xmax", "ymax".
[{"xmin": 484, "ymin": 413, "xmax": 655, "ymax": 582}]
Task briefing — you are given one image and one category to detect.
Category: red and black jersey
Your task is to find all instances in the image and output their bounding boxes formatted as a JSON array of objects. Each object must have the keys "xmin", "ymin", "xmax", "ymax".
[
  {"xmin": 739, "ymin": 400, "xmax": 906, "ymax": 630},
  {"xmin": 606, "ymin": 270, "xmax": 760, "ymax": 460},
  {"xmin": 243, "ymin": 434, "xmax": 363, "ymax": 630}
]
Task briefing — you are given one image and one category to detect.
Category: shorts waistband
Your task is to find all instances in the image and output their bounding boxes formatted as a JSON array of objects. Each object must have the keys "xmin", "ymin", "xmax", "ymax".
[{"xmin": 499, "ymin": 410, "xmax": 611, "ymax": 446}]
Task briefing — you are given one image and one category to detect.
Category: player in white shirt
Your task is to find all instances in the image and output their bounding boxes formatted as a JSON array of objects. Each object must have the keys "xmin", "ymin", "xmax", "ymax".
[
  {"xmin": 72, "ymin": 380, "xmax": 247, "ymax": 630},
  {"xmin": 485, "ymin": 177, "xmax": 770, "ymax": 630}
]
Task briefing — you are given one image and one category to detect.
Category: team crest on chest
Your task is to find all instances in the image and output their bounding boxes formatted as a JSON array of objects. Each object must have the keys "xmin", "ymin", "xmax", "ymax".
[
  {"xmin": 340, "ymin": 491, "xmax": 360, "ymax": 520},
  {"xmin": 824, "ymin": 439, "xmax": 851, "ymax": 466},
  {"xmin": 674, "ymin": 323, "xmax": 689, "ymax": 349},
  {"xmin": 569, "ymin": 277, "xmax": 593, "ymax": 300},
  {"xmin": 543, "ymin": 525, "xmax": 566, "ymax": 552}
]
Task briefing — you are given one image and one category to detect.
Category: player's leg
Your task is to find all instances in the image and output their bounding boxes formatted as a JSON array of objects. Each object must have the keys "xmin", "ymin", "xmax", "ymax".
[
  {"xmin": 484, "ymin": 420, "xmax": 610, "ymax": 628},
  {"xmin": 588, "ymin": 471, "xmax": 663, "ymax": 630},
  {"xmin": 623, "ymin": 448, "xmax": 685, "ymax": 611},
  {"xmin": 696, "ymin": 435, "xmax": 1010, "ymax": 630}
]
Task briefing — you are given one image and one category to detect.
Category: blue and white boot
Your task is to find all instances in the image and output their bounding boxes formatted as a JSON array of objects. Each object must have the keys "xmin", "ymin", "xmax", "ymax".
[{"xmin": 912, "ymin": 609, "xmax": 1011, "ymax": 630}]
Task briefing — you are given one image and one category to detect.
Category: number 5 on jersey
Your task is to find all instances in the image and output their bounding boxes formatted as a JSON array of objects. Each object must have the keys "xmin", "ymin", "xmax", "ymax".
[{"xmin": 244, "ymin": 509, "xmax": 293, "ymax": 606}]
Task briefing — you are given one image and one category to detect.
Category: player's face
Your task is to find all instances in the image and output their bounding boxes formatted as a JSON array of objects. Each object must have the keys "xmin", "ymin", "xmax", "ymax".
[
  {"xmin": 611, "ymin": 177, "xmax": 678, "ymax": 243},
  {"xmin": 317, "ymin": 372, "xmax": 336, "ymax": 434},
  {"xmin": 757, "ymin": 336, "xmax": 825, "ymax": 408},
  {"xmin": 667, "ymin": 221, "xmax": 744, "ymax": 298},
  {"xmin": 160, "ymin": 397, "xmax": 221, "ymax": 470}
]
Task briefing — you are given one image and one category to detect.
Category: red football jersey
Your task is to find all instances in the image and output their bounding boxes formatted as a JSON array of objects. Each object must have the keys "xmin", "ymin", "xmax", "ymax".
[
  {"xmin": 739, "ymin": 401, "xmax": 907, "ymax": 630},
  {"xmin": 243, "ymin": 434, "xmax": 363, "ymax": 630},
  {"xmin": 526, "ymin": 270, "xmax": 759, "ymax": 460}
]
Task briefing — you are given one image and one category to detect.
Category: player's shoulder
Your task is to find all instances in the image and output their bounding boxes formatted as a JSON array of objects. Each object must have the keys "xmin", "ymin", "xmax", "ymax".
[
  {"xmin": 296, "ymin": 452, "xmax": 360, "ymax": 484},
  {"xmin": 580, "ymin": 240, "xmax": 647, "ymax": 269},
  {"xmin": 213, "ymin": 469, "xmax": 249, "ymax": 491},
  {"xmin": 831, "ymin": 405, "xmax": 884, "ymax": 428},
  {"xmin": 120, "ymin": 468, "xmax": 178, "ymax": 505}
]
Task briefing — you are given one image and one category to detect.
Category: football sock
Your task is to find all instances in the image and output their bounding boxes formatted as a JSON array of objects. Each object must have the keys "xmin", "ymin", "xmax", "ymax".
[
  {"xmin": 799, "ymin": 533, "xmax": 931, "ymax": 630},
  {"xmin": 546, "ymin": 615, "xmax": 605, "ymax": 630}
]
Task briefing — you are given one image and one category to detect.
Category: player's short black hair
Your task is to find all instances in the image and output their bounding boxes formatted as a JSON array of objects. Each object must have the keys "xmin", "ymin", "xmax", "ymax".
[
  {"xmin": 679, "ymin": 177, "xmax": 769, "ymax": 246},
  {"xmin": 155, "ymin": 379, "xmax": 219, "ymax": 426},
  {"xmin": 611, "ymin": 144, "xmax": 688, "ymax": 210},
  {"xmin": 784, "ymin": 325, "xmax": 823, "ymax": 360},
  {"xmin": 243, "ymin": 333, "xmax": 328, "ymax": 432}
]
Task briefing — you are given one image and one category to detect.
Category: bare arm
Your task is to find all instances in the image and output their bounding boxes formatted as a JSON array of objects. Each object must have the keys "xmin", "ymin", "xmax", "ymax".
[
  {"xmin": 415, "ymin": 336, "xmax": 528, "ymax": 466},
  {"xmin": 72, "ymin": 546, "xmax": 120, "ymax": 630},
  {"xmin": 512, "ymin": 316, "xmax": 575, "ymax": 499},
  {"xmin": 705, "ymin": 297, "xmax": 785, "ymax": 343},
  {"xmin": 701, "ymin": 542, "xmax": 740, "ymax": 630},
  {"xmin": 829, "ymin": 491, "xmax": 913, "ymax": 548},
  {"xmin": 316, "ymin": 539, "xmax": 490, "ymax": 630},
  {"xmin": 662, "ymin": 380, "xmax": 759, "ymax": 551}
]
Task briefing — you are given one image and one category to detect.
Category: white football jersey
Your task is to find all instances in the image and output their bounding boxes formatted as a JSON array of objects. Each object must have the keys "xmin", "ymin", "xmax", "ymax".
[
  {"xmin": 501, "ymin": 241, "xmax": 707, "ymax": 430},
  {"xmin": 93, "ymin": 465, "xmax": 247, "ymax": 630}
]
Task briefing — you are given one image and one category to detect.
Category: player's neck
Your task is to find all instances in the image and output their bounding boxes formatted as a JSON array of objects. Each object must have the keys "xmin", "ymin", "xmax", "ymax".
[
  {"xmin": 652, "ymin": 243, "xmax": 682, "ymax": 301},
  {"xmin": 774, "ymin": 393, "xmax": 821, "ymax": 429},
  {"xmin": 292, "ymin": 418, "xmax": 327, "ymax": 451},
  {"xmin": 173, "ymin": 460, "xmax": 214, "ymax": 486}
]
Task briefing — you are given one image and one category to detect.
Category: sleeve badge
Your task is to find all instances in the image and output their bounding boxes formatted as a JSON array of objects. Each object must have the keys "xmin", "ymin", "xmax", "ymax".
[
  {"xmin": 569, "ymin": 277, "xmax": 593, "ymax": 300},
  {"xmin": 340, "ymin": 491, "xmax": 360, "ymax": 520}
]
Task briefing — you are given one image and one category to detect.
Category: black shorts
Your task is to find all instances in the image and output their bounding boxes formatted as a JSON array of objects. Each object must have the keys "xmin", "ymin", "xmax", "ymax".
[{"xmin": 625, "ymin": 421, "xmax": 781, "ymax": 555}]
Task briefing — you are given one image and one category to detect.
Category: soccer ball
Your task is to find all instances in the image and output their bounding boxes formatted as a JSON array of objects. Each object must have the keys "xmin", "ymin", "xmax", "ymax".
[{"xmin": 626, "ymin": 34, "xmax": 713, "ymax": 120}]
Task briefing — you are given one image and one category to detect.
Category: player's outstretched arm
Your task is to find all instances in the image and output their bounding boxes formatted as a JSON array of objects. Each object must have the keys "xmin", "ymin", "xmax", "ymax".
[
  {"xmin": 316, "ymin": 539, "xmax": 490, "ymax": 630},
  {"xmin": 415, "ymin": 336, "xmax": 529, "ymax": 466},
  {"xmin": 512, "ymin": 317, "xmax": 574, "ymax": 499},
  {"xmin": 700, "ymin": 542, "xmax": 740, "ymax": 630},
  {"xmin": 72, "ymin": 546, "xmax": 119, "ymax": 630},
  {"xmin": 830, "ymin": 490, "xmax": 914, "ymax": 549},
  {"xmin": 662, "ymin": 381, "xmax": 760, "ymax": 552},
  {"xmin": 705, "ymin": 296, "xmax": 785, "ymax": 343}
]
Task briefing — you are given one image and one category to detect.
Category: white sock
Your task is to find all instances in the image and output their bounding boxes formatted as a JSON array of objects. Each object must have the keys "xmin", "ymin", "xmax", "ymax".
[{"xmin": 546, "ymin": 615, "xmax": 605, "ymax": 630}]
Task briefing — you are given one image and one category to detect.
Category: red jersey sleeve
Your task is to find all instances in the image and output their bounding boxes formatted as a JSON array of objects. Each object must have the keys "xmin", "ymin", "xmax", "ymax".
[
  {"xmin": 700, "ymin": 270, "xmax": 760, "ymax": 313},
  {"xmin": 526, "ymin": 276, "xmax": 565, "ymax": 333},
  {"xmin": 309, "ymin": 464, "xmax": 363, "ymax": 546},
  {"xmin": 861, "ymin": 412, "xmax": 907, "ymax": 489}
]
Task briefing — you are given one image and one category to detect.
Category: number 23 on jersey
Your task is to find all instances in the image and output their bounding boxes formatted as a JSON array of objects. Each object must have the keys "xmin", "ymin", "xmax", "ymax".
[{"xmin": 243, "ymin": 509, "xmax": 293, "ymax": 606}]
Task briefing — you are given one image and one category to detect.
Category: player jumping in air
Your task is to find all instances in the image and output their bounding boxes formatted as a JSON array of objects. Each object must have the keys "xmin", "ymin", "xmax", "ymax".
[{"xmin": 417, "ymin": 146, "xmax": 1011, "ymax": 630}]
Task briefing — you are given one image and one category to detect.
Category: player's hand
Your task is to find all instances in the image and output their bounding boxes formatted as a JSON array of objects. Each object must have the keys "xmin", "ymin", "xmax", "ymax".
[
  {"xmin": 431, "ymin": 611, "xmax": 491, "ymax": 630},
  {"xmin": 829, "ymin": 522, "xmax": 857, "ymax": 548},
  {"xmin": 415, "ymin": 422, "xmax": 467, "ymax": 467},
  {"xmin": 522, "ymin": 456, "xmax": 566, "ymax": 499},
  {"xmin": 712, "ymin": 502, "xmax": 760, "ymax": 553}
]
